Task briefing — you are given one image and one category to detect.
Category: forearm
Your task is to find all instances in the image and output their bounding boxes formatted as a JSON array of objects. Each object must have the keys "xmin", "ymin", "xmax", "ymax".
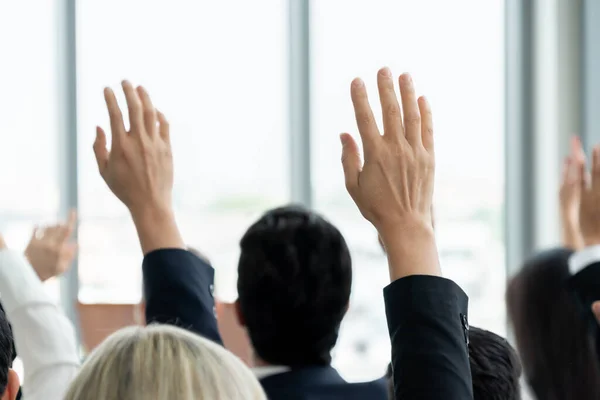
[
  {"xmin": 385, "ymin": 276, "xmax": 472, "ymax": 399},
  {"xmin": 143, "ymin": 249, "xmax": 223, "ymax": 345},
  {"xmin": 0, "ymin": 250, "xmax": 79, "ymax": 399},
  {"xmin": 130, "ymin": 204, "xmax": 185, "ymax": 255}
]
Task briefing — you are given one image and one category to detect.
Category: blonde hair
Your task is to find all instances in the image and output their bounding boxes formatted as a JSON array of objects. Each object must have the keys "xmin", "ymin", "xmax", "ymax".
[{"xmin": 65, "ymin": 324, "xmax": 266, "ymax": 400}]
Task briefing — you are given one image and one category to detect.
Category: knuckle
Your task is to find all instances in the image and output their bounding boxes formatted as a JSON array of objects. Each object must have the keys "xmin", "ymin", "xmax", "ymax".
[
  {"xmin": 385, "ymin": 103, "xmax": 401, "ymax": 118},
  {"xmin": 404, "ymin": 112, "xmax": 421, "ymax": 126},
  {"xmin": 358, "ymin": 112, "xmax": 374, "ymax": 127},
  {"xmin": 144, "ymin": 109, "xmax": 156, "ymax": 120}
]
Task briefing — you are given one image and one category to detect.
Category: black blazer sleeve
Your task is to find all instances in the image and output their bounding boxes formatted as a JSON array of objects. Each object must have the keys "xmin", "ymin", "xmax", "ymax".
[
  {"xmin": 568, "ymin": 262, "xmax": 600, "ymax": 362},
  {"xmin": 569, "ymin": 261, "xmax": 600, "ymax": 319},
  {"xmin": 143, "ymin": 248, "xmax": 223, "ymax": 345},
  {"xmin": 384, "ymin": 275, "xmax": 473, "ymax": 400}
]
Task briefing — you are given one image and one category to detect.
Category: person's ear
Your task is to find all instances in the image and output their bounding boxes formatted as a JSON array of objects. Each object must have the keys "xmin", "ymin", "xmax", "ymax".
[
  {"xmin": 592, "ymin": 301, "xmax": 600, "ymax": 325},
  {"xmin": 234, "ymin": 299, "xmax": 246, "ymax": 327},
  {"xmin": 1, "ymin": 369, "xmax": 20, "ymax": 400}
]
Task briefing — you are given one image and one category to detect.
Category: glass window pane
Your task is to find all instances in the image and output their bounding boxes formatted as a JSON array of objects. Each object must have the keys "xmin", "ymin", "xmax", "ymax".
[
  {"xmin": 312, "ymin": 0, "xmax": 505, "ymax": 381},
  {"xmin": 0, "ymin": 1, "xmax": 60, "ymax": 227},
  {"xmin": 0, "ymin": 0, "xmax": 61, "ymax": 384},
  {"xmin": 77, "ymin": 0, "xmax": 288, "ymax": 303}
]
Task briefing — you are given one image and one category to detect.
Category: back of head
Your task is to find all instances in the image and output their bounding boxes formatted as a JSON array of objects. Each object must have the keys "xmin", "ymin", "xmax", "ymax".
[
  {"xmin": 237, "ymin": 205, "xmax": 352, "ymax": 366},
  {"xmin": 0, "ymin": 306, "xmax": 14, "ymax": 397},
  {"xmin": 468, "ymin": 326, "xmax": 521, "ymax": 400},
  {"xmin": 65, "ymin": 325, "xmax": 265, "ymax": 400},
  {"xmin": 506, "ymin": 247, "xmax": 600, "ymax": 400}
]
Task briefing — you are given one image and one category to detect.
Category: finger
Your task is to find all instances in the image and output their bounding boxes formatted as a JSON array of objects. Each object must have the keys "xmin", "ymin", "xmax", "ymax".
[
  {"xmin": 93, "ymin": 127, "xmax": 110, "ymax": 175},
  {"xmin": 572, "ymin": 136, "xmax": 585, "ymax": 163},
  {"xmin": 351, "ymin": 78, "xmax": 380, "ymax": 159},
  {"xmin": 121, "ymin": 80, "xmax": 144, "ymax": 135},
  {"xmin": 43, "ymin": 225, "xmax": 61, "ymax": 244},
  {"xmin": 340, "ymin": 133, "xmax": 362, "ymax": 195},
  {"xmin": 593, "ymin": 146, "xmax": 600, "ymax": 188},
  {"xmin": 157, "ymin": 110, "xmax": 170, "ymax": 141},
  {"xmin": 62, "ymin": 243, "xmax": 78, "ymax": 268},
  {"xmin": 136, "ymin": 86, "xmax": 158, "ymax": 137},
  {"xmin": 592, "ymin": 301, "xmax": 600, "ymax": 325},
  {"xmin": 58, "ymin": 209, "xmax": 78, "ymax": 242},
  {"xmin": 581, "ymin": 161, "xmax": 590, "ymax": 191},
  {"xmin": 418, "ymin": 96, "xmax": 434, "ymax": 152},
  {"xmin": 561, "ymin": 157, "xmax": 572, "ymax": 184},
  {"xmin": 376, "ymin": 67, "xmax": 404, "ymax": 141},
  {"xmin": 103, "ymin": 88, "xmax": 126, "ymax": 146},
  {"xmin": 399, "ymin": 73, "xmax": 421, "ymax": 146},
  {"xmin": 30, "ymin": 226, "xmax": 41, "ymax": 242}
]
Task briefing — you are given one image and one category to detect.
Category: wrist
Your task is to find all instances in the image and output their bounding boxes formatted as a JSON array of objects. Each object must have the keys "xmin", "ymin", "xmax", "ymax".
[
  {"xmin": 130, "ymin": 202, "xmax": 174, "ymax": 226},
  {"xmin": 129, "ymin": 203, "xmax": 185, "ymax": 255},
  {"xmin": 583, "ymin": 236, "xmax": 600, "ymax": 247},
  {"xmin": 377, "ymin": 217, "xmax": 440, "ymax": 281}
]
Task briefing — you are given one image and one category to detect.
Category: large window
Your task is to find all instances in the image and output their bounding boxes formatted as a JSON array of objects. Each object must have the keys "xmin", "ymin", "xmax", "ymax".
[
  {"xmin": 77, "ymin": 0, "xmax": 288, "ymax": 303},
  {"xmin": 0, "ymin": 0, "xmax": 506, "ymax": 384},
  {"xmin": 0, "ymin": 0, "xmax": 61, "ymax": 381},
  {"xmin": 0, "ymin": 2, "xmax": 60, "ymax": 247},
  {"xmin": 312, "ymin": 0, "xmax": 505, "ymax": 381}
]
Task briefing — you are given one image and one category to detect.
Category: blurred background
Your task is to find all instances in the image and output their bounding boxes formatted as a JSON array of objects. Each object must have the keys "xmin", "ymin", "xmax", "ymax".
[{"xmin": 0, "ymin": 0, "xmax": 595, "ymax": 386}]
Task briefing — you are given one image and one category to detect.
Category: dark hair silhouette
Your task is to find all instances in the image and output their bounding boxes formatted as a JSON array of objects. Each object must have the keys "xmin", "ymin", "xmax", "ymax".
[
  {"xmin": 237, "ymin": 205, "xmax": 352, "ymax": 366},
  {"xmin": 507, "ymin": 248, "xmax": 600, "ymax": 400}
]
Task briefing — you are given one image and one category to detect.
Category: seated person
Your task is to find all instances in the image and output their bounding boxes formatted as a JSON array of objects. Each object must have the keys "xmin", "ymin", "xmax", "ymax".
[
  {"xmin": 234, "ymin": 205, "xmax": 387, "ymax": 398},
  {"xmin": 64, "ymin": 324, "xmax": 265, "ymax": 400},
  {"xmin": 0, "ymin": 213, "xmax": 79, "ymax": 400},
  {"xmin": 507, "ymin": 248, "xmax": 600, "ymax": 399},
  {"xmin": 0, "ymin": 304, "xmax": 18, "ymax": 400},
  {"xmin": 468, "ymin": 327, "xmax": 521, "ymax": 400},
  {"xmin": 385, "ymin": 326, "xmax": 522, "ymax": 400},
  {"xmin": 93, "ymin": 73, "xmax": 472, "ymax": 399}
]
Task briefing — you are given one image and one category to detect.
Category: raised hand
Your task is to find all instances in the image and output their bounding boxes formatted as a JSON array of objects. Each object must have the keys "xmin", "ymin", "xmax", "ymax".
[
  {"xmin": 94, "ymin": 81, "xmax": 184, "ymax": 254},
  {"xmin": 579, "ymin": 145, "xmax": 600, "ymax": 247},
  {"xmin": 25, "ymin": 210, "xmax": 78, "ymax": 281},
  {"xmin": 559, "ymin": 137, "xmax": 585, "ymax": 249},
  {"xmin": 341, "ymin": 68, "xmax": 439, "ymax": 280}
]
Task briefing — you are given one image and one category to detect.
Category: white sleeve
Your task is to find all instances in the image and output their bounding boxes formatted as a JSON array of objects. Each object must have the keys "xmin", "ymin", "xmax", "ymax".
[
  {"xmin": 0, "ymin": 249, "xmax": 80, "ymax": 400},
  {"xmin": 569, "ymin": 245, "xmax": 600, "ymax": 275}
]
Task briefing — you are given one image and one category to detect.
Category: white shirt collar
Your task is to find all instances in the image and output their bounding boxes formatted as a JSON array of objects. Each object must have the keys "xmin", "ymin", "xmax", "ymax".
[
  {"xmin": 252, "ymin": 365, "xmax": 290, "ymax": 380},
  {"xmin": 569, "ymin": 245, "xmax": 600, "ymax": 275}
]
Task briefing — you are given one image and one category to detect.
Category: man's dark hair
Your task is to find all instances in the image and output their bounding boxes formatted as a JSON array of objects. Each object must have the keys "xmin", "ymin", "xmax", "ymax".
[
  {"xmin": 0, "ymin": 303, "xmax": 15, "ymax": 395},
  {"xmin": 469, "ymin": 326, "xmax": 522, "ymax": 400},
  {"xmin": 237, "ymin": 205, "xmax": 352, "ymax": 366}
]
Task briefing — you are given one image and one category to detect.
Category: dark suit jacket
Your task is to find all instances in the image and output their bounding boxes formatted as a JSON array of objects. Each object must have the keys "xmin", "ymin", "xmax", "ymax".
[
  {"xmin": 259, "ymin": 366, "xmax": 388, "ymax": 400},
  {"xmin": 569, "ymin": 261, "xmax": 600, "ymax": 361},
  {"xmin": 385, "ymin": 275, "xmax": 473, "ymax": 400},
  {"xmin": 143, "ymin": 248, "xmax": 222, "ymax": 345},
  {"xmin": 143, "ymin": 249, "xmax": 471, "ymax": 399}
]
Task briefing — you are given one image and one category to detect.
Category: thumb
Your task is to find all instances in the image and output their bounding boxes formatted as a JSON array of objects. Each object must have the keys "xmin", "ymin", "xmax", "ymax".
[
  {"xmin": 93, "ymin": 126, "xmax": 109, "ymax": 175},
  {"xmin": 592, "ymin": 301, "xmax": 600, "ymax": 325},
  {"xmin": 30, "ymin": 225, "xmax": 40, "ymax": 241},
  {"xmin": 340, "ymin": 133, "xmax": 361, "ymax": 193}
]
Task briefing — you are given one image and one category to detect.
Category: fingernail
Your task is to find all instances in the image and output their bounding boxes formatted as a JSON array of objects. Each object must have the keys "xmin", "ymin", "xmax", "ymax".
[
  {"xmin": 351, "ymin": 78, "xmax": 364, "ymax": 89},
  {"xmin": 339, "ymin": 134, "xmax": 347, "ymax": 146},
  {"xmin": 380, "ymin": 67, "xmax": 392, "ymax": 77}
]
